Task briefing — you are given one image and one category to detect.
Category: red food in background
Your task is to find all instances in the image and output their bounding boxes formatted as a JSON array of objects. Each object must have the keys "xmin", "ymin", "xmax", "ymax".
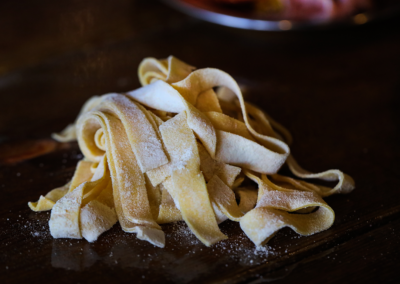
[
  {"xmin": 210, "ymin": 0, "xmax": 371, "ymax": 21},
  {"xmin": 213, "ymin": 0, "xmax": 254, "ymax": 2},
  {"xmin": 280, "ymin": 0, "xmax": 335, "ymax": 21}
]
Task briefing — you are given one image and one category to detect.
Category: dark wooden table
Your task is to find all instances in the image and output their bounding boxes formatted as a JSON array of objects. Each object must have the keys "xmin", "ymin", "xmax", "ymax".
[{"xmin": 1, "ymin": 1, "xmax": 399, "ymax": 283}]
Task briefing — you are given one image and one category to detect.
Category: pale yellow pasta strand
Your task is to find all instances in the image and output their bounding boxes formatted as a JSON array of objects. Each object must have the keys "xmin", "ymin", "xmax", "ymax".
[
  {"xmin": 238, "ymin": 100, "xmax": 353, "ymax": 196},
  {"xmin": 287, "ymin": 155, "xmax": 355, "ymax": 196},
  {"xmin": 28, "ymin": 160, "xmax": 94, "ymax": 211},
  {"xmin": 138, "ymin": 56, "xmax": 195, "ymax": 86},
  {"xmin": 240, "ymin": 172, "xmax": 335, "ymax": 246},
  {"xmin": 207, "ymin": 175, "xmax": 243, "ymax": 222},
  {"xmin": 159, "ymin": 111, "xmax": 227, "ymax": 246},
  {"xmin": 29, "ymin": 55, "xmax": 356, "ymax": 248},
  {"xmin": 172, "ymin": 68, "xmax": 289, "ymax": 159}
]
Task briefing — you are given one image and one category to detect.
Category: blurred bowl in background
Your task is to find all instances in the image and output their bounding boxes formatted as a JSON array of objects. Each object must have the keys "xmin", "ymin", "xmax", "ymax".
[{"xmin": 162, "ymin": 0, "xmax": 400, "ymax": 31}]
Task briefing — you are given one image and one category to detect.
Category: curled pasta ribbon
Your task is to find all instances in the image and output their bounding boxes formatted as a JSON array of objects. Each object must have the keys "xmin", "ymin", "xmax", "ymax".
[
  {"xmin": 139, "ymin": 56, "xmax": 195, "ymax": 86},
  {"xmin": 51, "ymin": 96, "xmax": 103, "ymax": 143},
  {"xmin": 240, "ymin": 171, "xmax": 334, "ymax": 246},
  {"xmin": 29, "ymin": 56, "xmax": 354, "ymax": 248},
  {"xmin": 49, "ymin": 155, "xmax": 118, "ymax": 242}
]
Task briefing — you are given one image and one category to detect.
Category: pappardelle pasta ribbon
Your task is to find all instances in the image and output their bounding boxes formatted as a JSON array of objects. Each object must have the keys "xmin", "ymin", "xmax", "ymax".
[{"xmin": 29, "ymin": 56, "xmax": 355, "ymax": 248}]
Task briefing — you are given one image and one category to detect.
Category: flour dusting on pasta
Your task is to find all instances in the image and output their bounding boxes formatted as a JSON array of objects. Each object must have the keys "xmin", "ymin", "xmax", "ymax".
[{"xmin": 28, "ymin": 56, "xmax": 354, "ymax": 248}]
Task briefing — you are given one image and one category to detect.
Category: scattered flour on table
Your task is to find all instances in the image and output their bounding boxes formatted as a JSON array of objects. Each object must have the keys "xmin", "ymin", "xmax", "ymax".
[{"xmin": 166, "ymin": 221, "xmax": 273, "ymax": 266}]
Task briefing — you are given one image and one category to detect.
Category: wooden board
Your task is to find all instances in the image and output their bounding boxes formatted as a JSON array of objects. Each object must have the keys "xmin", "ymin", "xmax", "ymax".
[{"xmin": 1, "ymin": 0, "xmax": 400, "ymax": 283}]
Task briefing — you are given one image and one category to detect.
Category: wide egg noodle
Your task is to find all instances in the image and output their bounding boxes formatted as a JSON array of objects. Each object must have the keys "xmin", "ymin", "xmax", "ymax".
[
  {"xmin": 77, "ymin": 110, "xmax": 165, "ymax": 247},
  {"xmin": 270, "ymin": 174, "xmax": 324, "ymax": 194},
  {"xmin": 138, "ymin": 57, "xmax": 168, "ymax": 86},
  {"xmin": 286, "ymin": 155, "xmax": 355, "ymax": 196},
  {"xmin": 80, "ymin": 156, "xmax": 118, "ymax": 242},
  {"xmin": 69, "ymin": 160, "xmax": 95, "ymax": 192},
  {"xmin": 127, "ymin": 78, "xmax": 288, "ymax": 174},
  {"xmin": 128, "ymin": 81, "xmax": 218, "ymax": 158},
  {"xmin": 79, "ymin": 93, "xmax": 168, "ymax": 172},
  {"xmin": 133, "ymin": 68, "xmax": 290, "ymax": 174},
  {"xmin": 80, "ymin": 176, "xmax": 117, "ymax": 242},
  {"xmin": 28, "ymin": 182, "xmax": 70, "ymax": 212},
  {"xmin": 139, "ymin": 56, "xmax": 195, "ymax": 86},
  {"xmin": 159, "ymin": 111, "xmax": 227, "ymax": 246},
  {"xmin": 197, "ymin": 142, "xmax": 241, "ymax": 188},
  {"xmin": 235, "ymin": 188, "xmax": 258, "ymax": 214},
  {"xmin": 207, "ymin": 175, "xmax": 243, "ymax": 222},
  {"xmin": 49, "ymin": 183, "xmax": 85, "ymax": 239},
  {"xmin": 240, "ymin": 173, "xmax": 335, "ymax": 246},
  {"xmin": 80, "ymin": 198, "xmax": 117, "ymax": 242},
  {"xmin": 212, "ymin": 202, "xmax": 228, "ymax": 225},
  {"xmin": 171, "ymin": 68, "xmax": 290, "ymax": 161},
  {"xmin": 215, "ymin": 130, "xmax": 286, "ymax": 174},
  {"xmin": 28, "ymin": 160, "xmax": 94, "ymax": 212},
  {"xmin": 145, "ymin": 173, "xmax": 162, "ymax": 220},
  {"xmin": 195, "ymin": 89, "xmax": 223, "ymax": 113},
  {"xmin": 49, "ymin": 154, "xmax": 117, "ymax": 241},
  {"xmin": 29, "ymin": 55, "xmax": 355, "ymax": 248},
  {"xmin": 204, "ymin": 111, "xmax": 255, "ymax": 142},
  {"xmin": 156, "ymin": 182, "xmax": 183, "ymax": 224},
  {"xmin": 52, "ymin": 96, "xmax": 104, "ymax": 143},
  {"xmin": 233, "ymin": 98, "xmax": 354, "ymax": 196}
]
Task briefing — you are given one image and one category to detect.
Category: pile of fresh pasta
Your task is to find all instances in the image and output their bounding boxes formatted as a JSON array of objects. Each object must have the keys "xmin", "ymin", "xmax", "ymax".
[{"xmin": 28, "ymin": 56, "xmax": 354, "ymax": 248}]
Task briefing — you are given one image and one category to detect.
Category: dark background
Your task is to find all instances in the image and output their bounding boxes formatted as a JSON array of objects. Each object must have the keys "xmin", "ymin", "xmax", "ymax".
[{"xmin": 0, "ymin": 1, "xmax": 399, "ymax": 283}]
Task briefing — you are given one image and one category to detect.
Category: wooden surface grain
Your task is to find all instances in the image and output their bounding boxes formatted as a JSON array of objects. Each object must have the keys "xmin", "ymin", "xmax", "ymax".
[{"xmin": 0, "ymin": 0, "xmax": 400, "ymax": 283}]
